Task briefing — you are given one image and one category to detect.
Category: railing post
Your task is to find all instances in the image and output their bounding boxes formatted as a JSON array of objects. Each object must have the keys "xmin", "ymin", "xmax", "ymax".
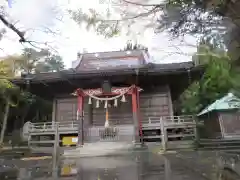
[
  {"xmin": 51, "ymin": 121, "xmax": 54, "ymax": 129},
  {"xmin": 194, "ymin": 117, "xmax": 199, "ymax": 149},
  {"xmin": 178, "ymin": 116, "xmax": 181, "ymax": 123},
  {"xmin": 28, "ymin": 123, "xmax": 32, "ymax": 132},
  {"xmin": 27, "ymin": 132, "xmax": 31, "ymax": 147},
  {"xmin": 53, "ymin": 123, "xmax": 59, "ymax": 172},
  {"xmin": 43, "ymin": 123, "xmax": 46, "ymax": 131},
  {"xmin": 164, "ymin": 156, "xmax": 171, "ymax": 180},
  {"xmin": 148, "ymin": 117, "xmax": 151, "ymax": 124},
  {"xmin": 160, "ymin": 117, "xmax": 167, "ymax": 151}
]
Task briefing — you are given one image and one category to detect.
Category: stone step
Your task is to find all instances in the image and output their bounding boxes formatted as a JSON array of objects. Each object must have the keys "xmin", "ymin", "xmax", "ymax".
[
  {"xmin": 63, "ymin": 142, "xmax": 134, "ymax": 158},
  {"xmin": 199, "ymin": 141, "xmax": 240, "ymax": 146},
  {"xmin": 200, "ymin": 138, "xmax": 240, "ymax": 143},
  {"xmin": 198, "ymin": 138, "xmax": 240, "ymax": 150},
  {"xmin": 200, "ymin": 140, "xmax": 240, "ymax": 143},
  {"xmin": 198, "ymin": 145, "xmax": 240, "ymax": 150}
]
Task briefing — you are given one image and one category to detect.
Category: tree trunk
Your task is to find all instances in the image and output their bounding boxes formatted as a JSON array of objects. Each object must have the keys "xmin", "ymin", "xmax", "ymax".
[{"xmin": 0, "ymin": 101, "xmax": 10, "ymax": 144}]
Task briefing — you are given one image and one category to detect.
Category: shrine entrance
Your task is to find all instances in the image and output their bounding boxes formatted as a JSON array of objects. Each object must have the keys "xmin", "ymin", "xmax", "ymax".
[{"xmin": 73, "ymin": 85, "xmax": 143, "ymax": 145}]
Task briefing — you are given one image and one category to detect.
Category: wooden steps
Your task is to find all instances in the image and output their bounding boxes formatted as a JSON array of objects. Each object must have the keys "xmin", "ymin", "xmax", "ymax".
[{"xmin": 198, "ymin": 138, "xmax": 240, "ymax": 150}]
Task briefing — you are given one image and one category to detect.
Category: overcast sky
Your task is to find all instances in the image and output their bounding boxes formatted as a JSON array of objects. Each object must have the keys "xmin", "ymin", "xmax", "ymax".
[{"xmin": 0, "ymin": 0, "xmax": 197, "ymax": 68}]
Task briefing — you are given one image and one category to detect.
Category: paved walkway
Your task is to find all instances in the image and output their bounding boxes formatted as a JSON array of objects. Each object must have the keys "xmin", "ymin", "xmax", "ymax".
[
  {"xmin": 63, "ymin": 142, "xmax": 135, "ymax": 158},
  {"xmin": 2, "ymin": 144, "xmax": 240, "ymax": 179},
  {"xmin": 168, "ymin": 151, "xmax": 218, "ymax": 179},
  {"xmin": 2, "ymin": 147, "xmax": 240, "ymax": 180},
  {"xmin": 1, "ymin": 146, "xmax": 29, "ymax": 150},
  {"xmin": 169, "ymin": 150, "xmax": 240, "ymax": 179},
  {"xmin": 12, "ymin": 149, "xmax": 210, "ymax": 180}
]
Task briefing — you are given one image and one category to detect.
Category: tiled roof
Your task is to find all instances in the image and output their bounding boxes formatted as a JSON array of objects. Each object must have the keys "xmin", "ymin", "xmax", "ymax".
[
  {"xmin": 10, "ymin": 61, "xmax": 202, "ymax": 84},
  {"xmin": 79, "ymin": 49, "xmax": 148, "ymax": 59},
  {"xmin": 197, "ymin": 93, "xmax": 240, "ymax": 116}
]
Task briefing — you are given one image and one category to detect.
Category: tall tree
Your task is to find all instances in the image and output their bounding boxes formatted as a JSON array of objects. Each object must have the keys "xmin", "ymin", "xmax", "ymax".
[
  {"xmin": 69, "ymin": 1, "xmax": 239, "ymax": 61},
  {"xmin": 68, "ymin": 1, "xmax": 207, "ymax": 37},
  {"xmin": 16, "ymin": 48, "xmax": 49, "ymax": 74},
  {"xmin": 0, "ymin": 61, "xmax": 19, "ymax": 145},
  {"xmin": 0, "ymin": 53, "xmax": 55, "ymax": 145},
  {"xmin": 35, "ymin": 55, "xmax": 64, "ymax": 73},
  {"xmin": 177, "ymin": 43, "xmax": 240, "ymax": 114},
  {"xmin": 69, "ymin": 1, "xmax": 165, "ymax": 38},
  {"xmin": 0, "ymin": 0, "xmax": 236, "ymax": 57},
  {"xmin": 0, "ymin": 1, "xmax": 64, "ymax": 52},
  {"xmin": 8, "ymin": 48, "xmax": 65, "ymax": 75}
]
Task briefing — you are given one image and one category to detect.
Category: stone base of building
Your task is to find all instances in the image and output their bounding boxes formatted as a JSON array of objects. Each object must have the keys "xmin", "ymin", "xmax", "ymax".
[{"xmin": 63, "ymin": 142, "xmax": 135, "ymax": 158}]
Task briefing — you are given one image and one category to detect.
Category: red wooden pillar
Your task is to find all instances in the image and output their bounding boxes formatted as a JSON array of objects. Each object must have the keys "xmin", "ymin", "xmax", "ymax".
[
  {"xmin": 77, "ymin": 89, "xmax": 84, "ymax": 146},
  {"xmin": 136, "ymin": 87, "xmax": 143, "ymax": 144},
  {"xmin": 132, "ymin": 85, "xmax": 140, "ymax": 143}
]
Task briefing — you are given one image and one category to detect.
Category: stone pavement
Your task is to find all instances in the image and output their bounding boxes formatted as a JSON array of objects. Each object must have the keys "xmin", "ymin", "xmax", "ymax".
[
  {"xmin": 170, "ymin": 151, "xmax": 218, "ymax": 179},
  {"xmin": 63, "ymin": 142, "xmax": 135, "ymax": 158},
  {"xmin": 168, "ymin": 150, "xmax": 240, "ymax": 179},
  {"xmin": 3, "ymin": 146, "xmax": 239, "ymax": 180},
  {"xmin": 0, "ymin": 148, "xmax": 210, "ymax": 180}
]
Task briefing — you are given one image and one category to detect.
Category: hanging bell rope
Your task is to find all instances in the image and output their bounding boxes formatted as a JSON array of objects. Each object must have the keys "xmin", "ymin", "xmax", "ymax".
[
  {"xmin": 96, "ymin": 100, "xmax": 100, "ymax": 108},
  {"xmin": 104, "ymin": 108, "xmax": 109, "ymax": 128},
  {"xmin": 114, "ymin": 99, "xmax": 118, "ymax": 107},
  {"xmin": 104, "ymin": 100, "xmax": 108, "ymax": 109},
  {"xmin": 76, "ymin": 110, "xmax": 79, "ymax": 121},
  {"xmin": 121, "ymin": 94, "xmax": 126, "ymax": 102},
  {"xmin": 88, "ymin": 97, "xmax": 92, "ymax": 105}
]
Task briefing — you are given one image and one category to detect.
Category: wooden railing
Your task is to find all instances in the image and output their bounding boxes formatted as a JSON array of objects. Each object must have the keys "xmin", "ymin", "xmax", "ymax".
[
  {"xmin": 26, "ymin": 121, "xmax": 135, "ymax": 142},
  {"xmin": 147, "ymin": 115, "xmax": 195, "ymax": 125},
  {"xmin": 25, "ymin": 115, "xmax": 195, "ymax": 135},
  {"xmin": 25, "ymin": 115, "xmax": 197, "ymax": 150},
  {"xmin": 27, "ymin": 121, "xmax": 78, "ymax": 133},
  {"xmin": 27, "ymin": 123, "xmax": 135, "ymax": 144}
]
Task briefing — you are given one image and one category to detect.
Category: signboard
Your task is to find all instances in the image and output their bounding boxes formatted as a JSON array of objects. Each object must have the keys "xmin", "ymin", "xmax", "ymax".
[
  {"xmin": 62, "ymin": 137, "xmax": 78, "ymax": 146},
  {"xmin": 61, "ymin": 165, "xmax": 78, "ymax": 176},
  {"xmin": 72, "ymin": 137, "xmax": 78, "ymax": 143},
  {"xmin": 81, "ymin": 57, "xmax": 141, "ymax": 70}
]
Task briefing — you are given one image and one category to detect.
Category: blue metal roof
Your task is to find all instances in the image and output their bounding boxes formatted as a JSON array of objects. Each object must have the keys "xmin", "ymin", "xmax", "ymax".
[{"xmin": 197, "ymin": 93, "xmax": 240, "ymax": 116}]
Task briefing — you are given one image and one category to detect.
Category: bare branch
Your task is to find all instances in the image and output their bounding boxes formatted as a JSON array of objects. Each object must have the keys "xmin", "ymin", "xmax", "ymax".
[
  {"xmin": 24, "ymin": 27, "xmax": 62, "ymax": 36},
  {"xmin": 40, "ymin": 26, "xmax": 61, "ymax": 35},
  {"xmin": 0, "ymin": 47, "xmax": 10, "ymax": 56},
  {"xmin": 121, "ymin": 0, "xmax": 165, "ymax": 7},
  {"xmin": 0, "ymin": 13, "xmax": 59, "ymax": 53},
  {"xmin": 90, "ymin": 5, "xmax": 162, "ymax": 22},
  {"xmin": 23, "ymin": 41, "xmax": 43, "ymax": 50},
  {"xmin": 120, "ymin": 5, "xmax": 162, "ymax": 20},
  {"xmin": 0, "ymin": 14, "xmax": 26, "ymax": 43},
  {"xmin": 21, "ymin": 40, "xmax": 59, "ymax": 54}
]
